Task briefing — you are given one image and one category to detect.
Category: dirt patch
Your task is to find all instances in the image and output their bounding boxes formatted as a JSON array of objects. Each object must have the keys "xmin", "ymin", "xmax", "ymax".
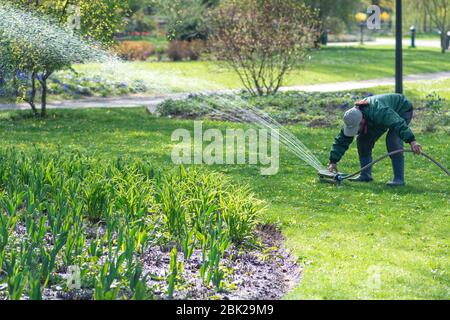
[
  {"xmin": 1, "ymin": 223, "xmax": 300, "ymax": 300},
  {"xmin": 142, "ymin": 224, "xmax": 301, "ymax": 300},
  {"xmin": 307, "ymin": 118, "xmax": 333, "ymax": 128}
]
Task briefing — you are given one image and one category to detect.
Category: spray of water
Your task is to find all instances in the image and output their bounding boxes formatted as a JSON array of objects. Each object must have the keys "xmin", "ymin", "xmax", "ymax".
[
  {"xmin": 0, "ymin": 2, "xmax": 324, "ymax": 171},
  {"xmin": 0, "ymin": 2, "xmax": 117, "ymax": 71},
  {"xmin": 80, "ymin": 61, "xmax": 220, "ymax": 95},
  {"xmin": 197, "ymin": 95, "xmax": 325, "ymax": 171}
]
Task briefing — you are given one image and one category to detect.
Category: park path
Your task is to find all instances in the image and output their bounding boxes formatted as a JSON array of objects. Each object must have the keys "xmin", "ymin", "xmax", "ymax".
[
  {"xmin": 328, "ymin": 38, "xmax": 442, "ymax": 48},
  {"xmin": 1, "ymin": 70, "xmax": 449, "ymax": 113}
]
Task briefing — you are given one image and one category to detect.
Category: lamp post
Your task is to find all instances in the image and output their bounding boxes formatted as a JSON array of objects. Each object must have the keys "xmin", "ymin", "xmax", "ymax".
[
  {"xmin": 410, "ymin": 25, "xmax": 416, "ymax": 48},
  {"xmin": 395, "ymin": 0, "xmax": 403, "ymax": 94},
  {"xmin": 381, "ymin": 12, "xmax": 391, "ymax": 30},
  {"xmin": 355, "ymin": 13, "xmax": 367, "ymax": 45},
  {"xmin": 320, "ymin": 29, "xmax": 329, "ymax": 46},
  {"xmin": 447, "ymin": 31, "xmax": 450, "ymax": 50}
]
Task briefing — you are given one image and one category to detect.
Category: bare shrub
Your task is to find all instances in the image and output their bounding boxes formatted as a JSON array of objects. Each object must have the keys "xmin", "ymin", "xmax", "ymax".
[
  {"xmin": 115, "ymin": 41, "xmax": 155, "ymax": 61},
  {"xmin": 167, "ymin": 40, "xmax": 205, "ymax": 61},
  {"xmin": 207, "ymin": 0, "xmax": 320, "ymax": 96}
]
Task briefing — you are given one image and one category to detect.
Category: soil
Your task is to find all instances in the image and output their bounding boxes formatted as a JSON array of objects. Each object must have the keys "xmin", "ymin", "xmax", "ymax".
[
  {"xmin": 0, "ymin": 224, "xmax": 301, "ymax": 300},
  {"xmin": 142, "ymin": 224, "xmax": 301, "ymax": 300},
  {"xmin": 307, "ymin": 118, "xmax": 333, "ymax": 128}
]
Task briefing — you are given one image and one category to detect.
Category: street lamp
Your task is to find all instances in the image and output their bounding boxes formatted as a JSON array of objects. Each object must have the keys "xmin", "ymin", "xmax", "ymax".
[
  {"xmin": 395, "ymin": 0, "xmax": 403, "ymax": 94},
  {"xmin": 320, "ymin": 29, "xmax": 329, "ymax": 46},
  {"xmin": 447, "ymin": 31, "xmax": 450, "ymax": 50},
  {"xmin": 410, "ymin": 25, "xmax": 416, "ymax": 48},
  {"xmin": 355, "ymin": 13, "xmax": 367, "ymax": 45},
  {"xmin": 380, "ymin": 12, "xmax": 391, "ymax": 26}
]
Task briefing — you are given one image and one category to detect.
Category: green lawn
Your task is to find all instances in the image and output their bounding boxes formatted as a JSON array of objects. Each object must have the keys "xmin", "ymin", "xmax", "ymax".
[
  {"xmin": 1, "ymin": 107, "xmax": 448, "ymax": 299},
  {"xmin": 362, "ymin": 78, "xmax": 450, "ymax": 101},
  {"xmin": 378, "ymin": 33, "xmax": 441, "ymax": 41},
  {"xmin": 72, "ymin": 46, "xmax": 450, "ymax": 94}
]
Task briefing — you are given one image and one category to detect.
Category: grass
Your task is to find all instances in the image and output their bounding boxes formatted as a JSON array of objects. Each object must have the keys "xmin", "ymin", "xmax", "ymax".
[
  {"xmin": 359, "ymin": 78, "xmax": 450, "ymax": 101},
  {"xmin": 0, "ymin": 105, "xmax": 448, "ymax": 299},
  {"xmin": 378, "ymin": 33, "xmax": 441, "ymax": 41},
  {"xmin": 72, "ymin": 46, "xmax": 450, "ymax": 94}
]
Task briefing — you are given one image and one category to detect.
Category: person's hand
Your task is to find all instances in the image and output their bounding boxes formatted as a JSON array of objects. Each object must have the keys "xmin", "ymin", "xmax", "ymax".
[
  {"xmin": 410, "ymin": 140, "xmax": 422, "ymax": 155},
  {"xmin": 328, "ymin": 163, "xmax": 338, "ymax": 173}
]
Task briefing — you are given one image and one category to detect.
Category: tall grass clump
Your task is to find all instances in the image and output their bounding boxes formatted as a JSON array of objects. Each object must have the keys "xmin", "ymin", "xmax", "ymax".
[{"xmin": 0, "ymin": 148, "xmax": 263, "ymax": 299}]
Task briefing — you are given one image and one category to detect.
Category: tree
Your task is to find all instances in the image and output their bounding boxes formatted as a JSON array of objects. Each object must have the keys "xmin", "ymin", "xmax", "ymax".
[
  {"xmin": 207, "ymin": 0, "xmax": 320, "ymax": 96},
  {"xmin": 0, "ymin": 0, "xmax": 128, "ymax": 116},
  {"xmin": 125, "ymin": 0, "xmax": 156, "ymax": 34},
  {"xmin": 153, "ymin": 0, "xmax": 216, "ymax": 41},
  {"xmin": 9, "ymin": 0, "xmax": 128, "ymax": 46},
  {"xmin": 300, "ymin": 0, "xmax": 366, "ymax": 33},
  {"xmin": 423, "ymin": 0, "xmax": 450, "ymax": 53}
]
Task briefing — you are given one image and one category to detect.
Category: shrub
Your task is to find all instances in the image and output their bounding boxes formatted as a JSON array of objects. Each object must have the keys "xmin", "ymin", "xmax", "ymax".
[
  {"xmin": 48, "ymin": 71, "xmax": 148, "ymax": 98},
  {"xmin": 125, "ymin": 10, "xmax": 157, "ymax": 34},
  {"xmin": 154, "ymin": 0, "xmax": 211, "ymax": 41},
  {"xmin": 157, "ymin": 91, "xmax": 370, "ymax": 126},
  {"xmin": 207, "ymin": 0, "xmax": 320, "ymax": 95},
  {"xmin": 421, "ymin": 92, "xmax": 448, "ymax": 133},
  {"xmin": 115, "ymin": 41, "xmax": 155, "ymax": 61},
  {"xmin": 424, "ymin": 92, "xmax": 445, "ymax": 111},
  {"xmin": 188, "ymin": 40, "xmax": 205, "ymax": 61},
  {"xmin": 167, "ymin": 41, "xmax": 189, "ymax": 61},
  {"xmin": 167, "ymin": 40, "xmax": 205, "ymax": 61}
]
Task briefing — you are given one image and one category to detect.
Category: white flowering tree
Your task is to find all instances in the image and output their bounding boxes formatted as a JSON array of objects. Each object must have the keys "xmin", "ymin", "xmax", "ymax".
[{"xmin": 0, "ymin": 1, "xmax": 126, "ymax": 117}]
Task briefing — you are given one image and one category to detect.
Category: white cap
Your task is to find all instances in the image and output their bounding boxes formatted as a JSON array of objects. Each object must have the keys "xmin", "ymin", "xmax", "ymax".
[{"xmin": 343, "ymin": 107, "xmax": 363, "ymax": 137}]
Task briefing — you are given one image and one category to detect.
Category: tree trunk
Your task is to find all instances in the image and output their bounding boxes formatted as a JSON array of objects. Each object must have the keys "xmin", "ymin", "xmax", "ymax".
[
  {"xmin": 423, "ymin": 13, "xmax": 427, "ymax": 33},
  {"xmin": 40, "ymin": 78, "xmax": 47, "ymax": 117},
  {"xmin": 38, "ymin": 70, "xmax": 52, "ymax": 118},
  {"xmin": 12, "ymin": 70, "xmax": 18, "ymax": 98},
  {"xmin": 441, "ymin": 32, "xmax": 447, "ymax": 53},
  {"xmin": 28, "ymin": 72, "xmax": 38, "ymax": 116}
]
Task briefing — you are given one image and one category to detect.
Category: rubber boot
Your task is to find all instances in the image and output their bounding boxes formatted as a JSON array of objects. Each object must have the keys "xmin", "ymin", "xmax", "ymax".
[
  {"xmin": 387, "ymin": 156, "xmax": 405, "ymax": 186},
  {"xmin": 349, "ymin": 155, "xmax": 373, "ymax": 182}
]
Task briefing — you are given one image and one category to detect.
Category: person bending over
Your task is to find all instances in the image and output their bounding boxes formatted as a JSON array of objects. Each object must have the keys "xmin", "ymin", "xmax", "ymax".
[{"xmin": 328, "ymin": 93, "xmax": 422, "ymax": 186}]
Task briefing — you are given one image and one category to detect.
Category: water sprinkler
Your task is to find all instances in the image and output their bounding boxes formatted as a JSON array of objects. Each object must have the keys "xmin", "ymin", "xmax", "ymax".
[
  {"xmin": 317, "ymin": 170, "xmax": 347, "ymax": 185},
  {"xmin": 318, "ymin": 149, "xmax": 450, "ymax": 185}
]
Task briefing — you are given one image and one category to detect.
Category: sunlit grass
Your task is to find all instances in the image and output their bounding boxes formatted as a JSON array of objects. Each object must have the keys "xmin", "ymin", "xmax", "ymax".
[
  {"xmin": 0, "ymin": 107, "xmax": 448, "ymax": 299},
  {"xmin": 72, "ymin": 46, "xmax": 450, "ymax": 94},
  {"xmin": 360, "ymin": 78, "xmax": 450, "ymax": 102}
]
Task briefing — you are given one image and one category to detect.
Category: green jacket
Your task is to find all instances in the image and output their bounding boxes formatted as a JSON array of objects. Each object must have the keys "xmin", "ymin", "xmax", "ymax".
[{"xmin": 329, "ymin": 94, "xmax": 415, "ymax": 164}]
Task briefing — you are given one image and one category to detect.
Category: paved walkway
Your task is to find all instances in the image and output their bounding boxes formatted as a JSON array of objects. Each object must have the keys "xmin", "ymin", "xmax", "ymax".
[
  {"xmin": 1, "ymin": 71, "xmax": 449, "ymax": 113},
  {"xmin": 328, "ymin": 38, "xmax": 443, "ymax": 49},
  {"xmin": 281, "ymin": 71, "xmax": 450, "ymax": 92}
]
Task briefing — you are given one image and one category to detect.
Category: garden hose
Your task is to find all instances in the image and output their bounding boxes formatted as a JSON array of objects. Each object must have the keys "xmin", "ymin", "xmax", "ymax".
[
  {"xmin": 319, "ymin": 149, "xmax": 450, "ymax": 184},
  {"xmin": 343, "ymin": 149, "xmax": 450, "ymax": 181}
]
